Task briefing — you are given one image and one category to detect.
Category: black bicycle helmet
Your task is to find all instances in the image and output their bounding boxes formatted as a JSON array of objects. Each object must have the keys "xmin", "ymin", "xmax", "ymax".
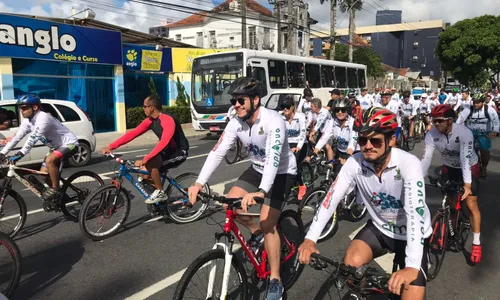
[
  {"xmin": 228, "ymin": 77, "xmax": 262, "ymax": 97},
  {"xmin": 303, "ymin": 87, "xmax": 313, "ymax": 98},
  {"xmin": 331, "ymin": 98, "xmax": 351, "ymax": 109}
]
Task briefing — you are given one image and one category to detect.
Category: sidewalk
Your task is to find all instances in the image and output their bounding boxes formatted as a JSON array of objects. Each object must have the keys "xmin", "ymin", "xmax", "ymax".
[{"xmin": 94, "ymin": 123, "xmax": 209, "ymax": 150}]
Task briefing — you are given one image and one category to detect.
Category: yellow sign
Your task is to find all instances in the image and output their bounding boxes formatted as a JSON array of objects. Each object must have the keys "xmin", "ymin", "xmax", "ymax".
[
  {"xmin": 141, "ymin": 50, "xmax": 163, "ymax": 71},
  {"xmin": 171, "ymin": 48, "xmax": 232, "ymax": 72}
]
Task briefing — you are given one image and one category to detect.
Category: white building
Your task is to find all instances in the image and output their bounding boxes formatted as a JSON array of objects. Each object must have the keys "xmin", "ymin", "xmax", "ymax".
[{"xmin": 157, "ymin": 0, "xmax": 316, "ymax": 56}]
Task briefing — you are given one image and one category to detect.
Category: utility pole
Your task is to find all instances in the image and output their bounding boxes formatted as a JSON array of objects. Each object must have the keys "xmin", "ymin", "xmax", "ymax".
[
  {"xmin": 241, "ymin": 0, "xmax": 247, "ymax": 49},
  {"xmin": 329, "ymin": 0, "xmax": 337, "ymax": 60},
  {"xmin": 287, "ymin": 0, "xmax": 294, "ymax": 55},
  {"xmin": 348, "ymin": 7, "xmax": 355, "ymax": 62},
  {"xmin": 270, "ymin": 0, "xmax": 282, "ymax": 53}
]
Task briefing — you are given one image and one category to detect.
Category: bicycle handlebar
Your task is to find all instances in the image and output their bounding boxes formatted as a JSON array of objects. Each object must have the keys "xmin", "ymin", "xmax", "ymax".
[
  {"xmin": 104, "ymin": 152, "xmax": 136, "ymax": 166},
  {"xmin": 310, "ymin": 253, "xmax": 369, "ymax": 280},
  {"xmin": 198, "ymin": 191, "xmax": 264, "ymax": 208},
  {"xmin": 427, "ymin": 176, "xmax": 464, "ymax": 195}
]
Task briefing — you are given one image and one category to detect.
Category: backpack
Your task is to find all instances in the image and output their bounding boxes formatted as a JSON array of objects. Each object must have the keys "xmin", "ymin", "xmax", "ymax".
[{"xmin": 466, "ymin": 105, "xmax": 490, "ymax": 121}]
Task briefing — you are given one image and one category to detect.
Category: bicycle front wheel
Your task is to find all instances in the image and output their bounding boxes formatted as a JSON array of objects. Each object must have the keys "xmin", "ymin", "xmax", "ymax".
[
  {"xmin": 60, "ymin": 170, "xmax": 105, "ymax": 221},
  {"xmin": 166, "ymin": 172, "xmax": 210, "ymax": 224},
  {"xmin": 173, "ymin": 249, "xmax": 248, "ymax": 300},
  {"xmin": 314, "ymin": 272, "xmax": 347, "ymax": 300},
  {"xmin": 278, "ymin": 210, "xmax": 305, "ymax": 291},
  {"xmin": 224, "ymin": 141, "xmax": 240, "ymax": 165},
  {"xmin": 427, "ymin": 211, "xmax": 448, "ymax": 281},
  {"xmin": 79, "ymin": 184, "xmax": 131, "ymax": 241},
  {"xmin": 0, "ymin": 232, "xmax": 21, "ymax": 298},
  {"xmin": 298, "ymin": 188, "xmax": 337, "ymax": 242},
  {"xmin": 0, "ymin": 189, "xmax": 27, "ymax": 238}
]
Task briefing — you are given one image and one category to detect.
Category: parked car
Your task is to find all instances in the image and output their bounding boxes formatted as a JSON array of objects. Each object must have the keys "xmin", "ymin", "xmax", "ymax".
[{"xmin": 0, "ymin": 99, "xmax": 96, "ymax": 167}]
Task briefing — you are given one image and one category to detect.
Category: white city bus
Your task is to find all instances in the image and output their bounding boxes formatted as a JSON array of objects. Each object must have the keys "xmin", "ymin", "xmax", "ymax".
[{"xmin": 190, "ymin": 49, "xmax": 367, "ymax": 132}]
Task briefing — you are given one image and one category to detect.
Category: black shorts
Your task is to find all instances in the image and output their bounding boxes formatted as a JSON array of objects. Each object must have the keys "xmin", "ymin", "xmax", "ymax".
[
  {"xmin": 354, "ymin": 220, "xmax": 429, "ymax": 286},
  {"xmin": 159, "ymin": 149, "xmax": 188, "ymax": 173},
  {"xmin": 441, "ymin": 164, "xmax": 479, "ymax": 196},
  {"xmin": 43, "ymin": 144, "xmax": 78, "ymax": 168},
  {"xmin": 234, "ymin": 166, "xmax": 295, "ymax": 210},
  {"xmin": 289, "ymin": 143, "xmax": 308, "ymax": 165}
]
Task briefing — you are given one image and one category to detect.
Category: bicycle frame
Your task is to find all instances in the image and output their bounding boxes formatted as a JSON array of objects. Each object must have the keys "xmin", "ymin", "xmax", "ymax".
[
  {"xmin": 1, "ymin": 164, "xmax": 55, "ymax": 198},
  {"xmin": 207, "ymin": 208, "xmax": 297, "ymax": 298}
]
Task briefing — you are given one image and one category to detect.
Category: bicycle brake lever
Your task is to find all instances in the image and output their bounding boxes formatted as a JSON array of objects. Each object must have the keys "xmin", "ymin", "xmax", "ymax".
[{"xmin": 310, "ymin": 257, "xmax": 328, "ymax": 270}]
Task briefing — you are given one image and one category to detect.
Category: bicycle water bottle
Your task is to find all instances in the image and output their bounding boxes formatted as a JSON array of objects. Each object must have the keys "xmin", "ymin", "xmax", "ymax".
[{"xmin": 136, "ymin": 177, "xmax": 156, "ymax": 196}]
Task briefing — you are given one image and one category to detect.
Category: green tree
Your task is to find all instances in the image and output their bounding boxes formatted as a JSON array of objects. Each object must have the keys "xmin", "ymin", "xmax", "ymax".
[
  {"xmin": 148, "ymin": 76, "xmax": 158, "ymax": 96},
  {"xmin": 330, "ymin": 43, "xmax": 348, "ymax": 61},
  {"xmin": 175, "ymin": 76, "xmax": 190, "ymax": 107},
  {"xmin": 353, "ymin": 47, "xmax": 384, "ymax": 79},
  {"xmin": 435, "ymin": 15, "xmax": 500, "ymax": 87},
  {"xmin": 339, "ymin": 0, "xmax": 363, "ymax": 62}
]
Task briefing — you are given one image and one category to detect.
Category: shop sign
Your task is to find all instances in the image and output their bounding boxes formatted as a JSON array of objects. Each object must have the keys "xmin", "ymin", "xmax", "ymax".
[
  {"xmin": 0, "ymin": 13, "xmax": 122, "ymax": 65},
  {"xmin": 123, "ymin": 44, "xmax": 172, "ymax": 72},
  {"xmin": 171, "ymin": 48, "xmax": 234, "ymax": 73}
]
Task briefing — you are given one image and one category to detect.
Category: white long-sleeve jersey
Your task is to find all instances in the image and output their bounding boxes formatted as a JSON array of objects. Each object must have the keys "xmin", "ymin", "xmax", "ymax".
[
  {"xmin": 445, "ymin": 93, "xmax": 462, "ymax": 110},
  {"xmin": 331, "ymin": 116, "xmax": 358, "ymax": 153},
  {"xmin": 421, "ymin": 124, "xmax": 478, "ymax": 184},
  {"xmin": 306, "ymin": 149, "xmax": 432, "ymax": 270},
  {"xmin": 196, "ymin": 107, "xmax": 297, "ymax": 193},
  {"xmin": 1, "ymin": 111, "xmax": 78, "ymax": 156},
  {"xmin": 284, "ymin": 112, "xmax": 307, "ymax": 149},
  {"xmin": 456, "ymin": 106, "xmax": 500, "ymax": 133}
]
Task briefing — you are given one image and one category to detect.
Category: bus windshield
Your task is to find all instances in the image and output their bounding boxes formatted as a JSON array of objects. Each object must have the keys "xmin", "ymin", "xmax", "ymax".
[{"xmin": 192, "ymin": 52, "xmax": 244, "ymax": 113}]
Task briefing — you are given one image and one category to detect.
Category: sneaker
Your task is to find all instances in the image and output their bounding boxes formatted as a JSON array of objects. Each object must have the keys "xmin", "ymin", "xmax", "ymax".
[
  {"xmin": 42, "ymin": 188, "xmax": 61, "ymax": 202},
  {"xmin": 298, "ymin": 185, "xmax": 307, "ymax": 200},
  {"xmin": 144, "ymin": 189, "xmax": 168, "ymax": 204},
  {"xmin": 266, "ymin": 278, "xmax": 284, "ymax": 300},
  {"xmin": 471, "ymin": 244, "xmax": 482, "ymax": 264},
  {"xmin": 479, "ymin": 167, "xmax": 487, "ymax": 179}
]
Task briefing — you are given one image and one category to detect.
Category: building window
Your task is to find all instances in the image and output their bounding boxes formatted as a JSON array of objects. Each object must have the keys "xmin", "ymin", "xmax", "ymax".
[
  {"xmin": 209, "ymin": 31, "xmax": 216, "ymax": 48},
  {"xmin": 248, "ymin": 26, "xmax": 257, "ymax": 49},
  {"xmin": 230, "ymin": 36, "xmax": 235, "ymax": 41},
  {"xmin": 335, "ymin": 67, "xmax": 347, "ymax": 88},
  {"xmin": 263, "ymin": 28, "xmax": 271, "ymax": 46},
  {"xmin": 305, "ymin": 63, "xmax": 321, "ymax": 88},
  {"xmin": 196, "ymin": 32, "xmax": 203, "ymax": 47},
  {"xmin": 175, "ymin": 34, "xmax": 181, "ymax": 41},
  {"xmin": 412, "ymin": 56, "xmax": 418, "ymax": 62},
  {"xmin": 321, "ymin": 66, "xmax": 334, "ymax": 88},
  {"xmin": 287, "ymin": 62, "xmax": 305, "ymax": 88},
  {"xmin": 347, "ymin": 68, "xmax": 358, "ymax": 88},
  {"xmin": 268, "ymin": 60, "xmax": 286, "ymax": 88}
]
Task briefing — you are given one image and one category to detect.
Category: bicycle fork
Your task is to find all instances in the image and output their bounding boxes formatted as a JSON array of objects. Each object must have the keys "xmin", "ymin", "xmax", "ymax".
[{"xmin": 206, "ymin": 232, "xmax": 235, "ymax": 298}]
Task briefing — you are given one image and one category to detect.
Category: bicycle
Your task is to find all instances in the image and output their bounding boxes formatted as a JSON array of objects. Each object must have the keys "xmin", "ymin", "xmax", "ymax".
[
  {"xmin": 413, "ymin": 112, "xmax": 428, "ymax": 143},
  {"xmin": 173, "ymin": 192, "xmax": 305, "ymax": 300},
  {"xmin": 309, "ymin": 252, "xmax": 403, "ymax": 300},
  {"xmin": 426, "ymin": 176, "xmax": 470, "ymax": 281},
  {"xmin": 397, "ymin": 117, "xmax": 414, "ymax": 151},
  {"xmin": 0, "ymin": 158, "xmax": 103, "ymax": 238},
  {"xmin": 298, "ymin": 157, "xmax": 366, "ymax": 242},
  {"xmin": 78, "ymin": 153, "xmax": 211, "ymax": 241},
  {"xmin": 0, "ymin": 232, "xmax": 22, "ymax": 298},
  {"xmin": 224, "ymin": 140, "xmax": 248, "ymax": 165}
]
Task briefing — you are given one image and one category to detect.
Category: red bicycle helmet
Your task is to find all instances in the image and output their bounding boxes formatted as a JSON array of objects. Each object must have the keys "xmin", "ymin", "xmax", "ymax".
[
  {"xmin": 431, "ymin": 104, "xmax": 455, "ymax": 118},
  {"xmin": 354, "ymin": 107, "xmax": 398, "ymax": 133}
]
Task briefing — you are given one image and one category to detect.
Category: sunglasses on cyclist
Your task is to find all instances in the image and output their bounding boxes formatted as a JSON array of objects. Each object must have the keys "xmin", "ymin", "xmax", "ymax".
[
  {"xmin": 19, "ymin": 105, "xmax": 32, "ymax": 111},
  {"xmin": 432, "ymin": 118, "xmax": 450, "ymax": 124},
  {"xmin": 334, "ymin": 108, "xmax": 348, "ymax": 114},
  {"xmin": 280, "ymin": 103, "xmax": 293, "ymax": 110},
  {"xmin": 358, "ymin": 137, "xmax": 384, "ymax": 148},
  {"xmin": 230, "ymin": 97, "xmax": 247, "ymax": 106}
]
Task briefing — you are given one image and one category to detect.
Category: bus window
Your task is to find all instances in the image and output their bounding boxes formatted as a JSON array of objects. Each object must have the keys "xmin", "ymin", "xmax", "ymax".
[
  {"xmin": 347, "ymin": 68, "xmax": 358, "ymax": 89},
  {"xmin": 358, "ymin": 69, "xmax": 366, "ymax": 88},
  {"xmin": 287, "ymin": 62, "xmax": 305, "ymax": 88},
  {"xmin": 268, "ymin": 60, "xmax": 286, "ymax": 88},
  {"xmin": 305, "ymin": 64, "xmax": 321, "ymax": 88},
  {"xmin": 335, "ymin": 67, "xmax": 347, "ymax": 88},
  {"xmin": 321, "ymin": 66, "xmax": 334, "ymax": 87},
  {"xmin": 246, "ymin": 66, "xmax": 268, "ymax": 97}
]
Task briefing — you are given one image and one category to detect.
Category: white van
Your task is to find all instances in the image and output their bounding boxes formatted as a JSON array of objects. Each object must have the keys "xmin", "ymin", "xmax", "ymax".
[{"xmin": 0, "ymin": 99, "xmax": 96, "ymax": 167}]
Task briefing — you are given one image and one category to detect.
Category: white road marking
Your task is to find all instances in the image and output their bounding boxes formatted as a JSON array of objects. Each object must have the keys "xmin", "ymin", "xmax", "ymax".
[
  {"xmin": 187, "ymin": 153, "xmax": 209, "ymax": 160},
  {"xmin": 348, "ymin": 223, "xmax": 394, "ymax": 273},
  {"xmin": 233, "ymin": 159, "xmax": 250, "ymax": 165},
  {"xmin": 124, "ymin": 244, "xmax": 242, "ymax": 300}
]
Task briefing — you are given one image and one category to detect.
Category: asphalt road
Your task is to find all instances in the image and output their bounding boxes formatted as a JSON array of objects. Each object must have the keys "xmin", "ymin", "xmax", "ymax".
[{"xmin": 5, "ymin": 135, "xmax": 500, "ymax": 300}]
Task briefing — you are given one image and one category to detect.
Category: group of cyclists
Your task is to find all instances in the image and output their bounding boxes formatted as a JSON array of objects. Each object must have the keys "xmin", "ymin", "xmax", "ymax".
[{"xmin": 2, "ymin": 79, "xmax": 499, "ymax": 299}]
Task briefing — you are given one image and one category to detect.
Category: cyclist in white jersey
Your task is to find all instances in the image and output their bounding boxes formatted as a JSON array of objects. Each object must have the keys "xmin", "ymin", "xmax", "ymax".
[
  {"xmin": 445, "ymin": 88, "xmax": 462, "ymax": 111},
  {"xmin": 399, "ymin": 91, "xmax": 417, "ymax": 140},
  {"xmin": 485, "ymin": 93, "xmax": 497, "ymax": 112},
  {"xmin": 456, "ymin": 94, "xmax": 499, "ymax": 178},
  {"xmin": 281, "ymin": 95, "xmax": 308, "ymax": 199},
  {"xmin": 374, "ymin": 88, "xmax": 382, "ymax": 104},
  {"xmin": 460, "ymin": 90, "xmax": 472, "ymax": 111},
  {"xmin": 299, "ymin": 107, "xmax": 432, "ymax": 299},
  {"xmin": 308, "ymin": 98, "xmax": 335, "ymax": 162},
  {"xmin": 297, "ymin": 87, "xmax": 315, "ymax": 128},
  {"xmin": 416, "ymin": 93, "xmax": 432, "ymax": 131},
  {"xmin": 357, "ymin": 88, "xmax": 374, "ymax": 111},
  {"xmin": 374, "ymin": 89, "xmax": 402, "ymax": 140},
  {"xmin": 421, "ymin": 104, "xmax": 483, "ymax": 264},
  {"xmin": 188, "ymin": 77, "xmax": 296, "ymax": 300},
  {"xmin": 0, "ymin": 95, "xmax": 79, "ymax": 201},
  {"xmin": 331, "ymin": 98, "xmax": 358, "ymax": 159}
]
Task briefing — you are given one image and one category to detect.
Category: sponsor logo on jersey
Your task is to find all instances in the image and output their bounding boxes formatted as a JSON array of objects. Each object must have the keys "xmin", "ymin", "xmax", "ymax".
[
  {"xmin": 258, "ymin": 126, "xmax": 264, "ymax": 135},
  {"xmin": 287, "ymin": 129, "xmax": 300, "ymax": 137},
  {"xmin": 382, "ymin": 221, "xmax": 407, "ymax": 235},
  {"xmin": 370, "ymin": 192, "xmax": 403, "ymax": 210},
  {"xmin": 322, "ymin": 177, "xmax": 338, "ymax": 209},
  {"xmin": 455, "ymin": 136, "xmax": 460, "ymax": 143},
  {"xmin": 394, "ymin": 168, "xmax": 402, "ymax": 180}
]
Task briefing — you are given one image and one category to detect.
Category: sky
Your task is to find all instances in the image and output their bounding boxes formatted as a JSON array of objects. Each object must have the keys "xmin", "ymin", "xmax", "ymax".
[{"xmin": 1, "ymin": 0, "xmax": 500, "ymax": 33}]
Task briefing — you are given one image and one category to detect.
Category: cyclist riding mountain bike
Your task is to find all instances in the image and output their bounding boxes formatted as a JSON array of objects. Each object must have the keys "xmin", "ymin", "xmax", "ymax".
[
  {"xmin": 102, "ymin": 95, "xmax": 189, "ymax": 204},
  {"xmin": 357, "ymin": 87, "xmax": 374, "ymax": 111},
  {"xmin": 374, "ymin": 89, "xmax": 402, "ymax": 140},
  {"xmin": 298, "ymin": 107, "xmax": 432, "ymax": 300},
  {"xmin": 460, "ymin": 90, "xmax": 472, "ymax": 111},
  {"xmin": 456, "ymin": 94, "xmax": 500, "ymax": 179},
  {"xmin": 417, "ymin": 93, "xmax": 432, "ymax": 131},
  {"xmin": 187, "ymin": 77, "xmax": 297, "ymax": 300},
  {"xmin": 485, "ymin": 93, "xmax": 498, "ymax": 112},
  {"xmin": 281, "ymin": 95, "xmax": 308, "ymax": 199},
  {"xmin": 330, "ymin": 98, "xmax": 359, "ymax": 169},
  {"xmin": 297, "ymin": 87, "xmax": 315, "ymax": 129},
  {"xmin": 421, "ymin": 104, "xmax": 483, "ymax": 264},
  {"xmin": 399, "ymin": 91, "xmax": 417, "ymax": 140},
  {"xmin": 308, "ymin": 98, "xmax": 335, "ymax": 162},
  {"xmin": 445, "ymin": 88, "xmax": 462, "ymax": 111},
  {"xmin": 0, "ymin": 94, "xmax": 79, "ymax": 201},
  {"xmin": 326, "ymin": 88, "xmax": 342, "ymax": 111}
]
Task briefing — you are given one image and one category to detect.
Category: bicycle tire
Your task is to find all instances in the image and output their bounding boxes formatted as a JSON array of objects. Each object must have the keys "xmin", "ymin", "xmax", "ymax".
[
  {"xmin": 298, "ymin": 161, "xmax": 314, "ymax": 187},
  {"xmin": 0, "ymin": 189, "xmax": 27, "ymax": 238},
  {"xmin": 238, "ymin": 141, "xmax": 248, "ymax": 160},
  {"xmin": 173, "ymin": 249, "xmax": 248, "ymax": 300},
  {"xmin": 346, "ymin": 190, "xmax": 367, "ymax": 222},
  {"xmin": 427, "ymin": 212, "xmax": 448, "ymax": 281},
  {"xmin": 0, "ymin": 232, "xmax": 21, "ymax": 298},
  {"xmin": 278, "ymin": 210, "xmax": 305, "ymax": 291},
  {"xmin": 60, "ymin": 171, "xmax": 105, "ymax": 222},
  {"xmin": 298, "ymin": 188, "xmax": 337, "ymax": 242},
  {"xmin": 313, "ymin": 271, "xmax": 345, "ymax": 300},
  {"xmin": 79, "ymin": 184, "xmax": 131, "ymax": 241},
  {"xmin": 224, "ymin": 141, "xmax": 240, "ymax": 165},
  {"xmin": 165, "ymin": 172, "xmax": 211, "ymax": 224}
]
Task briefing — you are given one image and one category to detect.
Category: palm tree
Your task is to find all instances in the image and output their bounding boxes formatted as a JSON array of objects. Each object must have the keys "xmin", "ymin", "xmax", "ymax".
[
  {"xmin": 339, "ymin": 0, "xmax": 363, "ymax": 62},
  {"xmin": 319, "ymin": 0, "xmax": 338, "ymax": 60}
]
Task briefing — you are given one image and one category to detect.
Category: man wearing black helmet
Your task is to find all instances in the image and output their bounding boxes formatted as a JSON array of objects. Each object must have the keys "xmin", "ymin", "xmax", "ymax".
[
  {"xmin": 188, "ymin": 77, "xmax": 297, "ymax": 300},
  {"xmin": 299, "ymin": 107, "xmax": 431, "ymax": 300},
  {"xmin": 326, "ymin": 88, "xmax": 341, "ymax": 111},
  {"xmin": 297, "ymin": 87, "xmax": 314, "ymax": 128}
]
